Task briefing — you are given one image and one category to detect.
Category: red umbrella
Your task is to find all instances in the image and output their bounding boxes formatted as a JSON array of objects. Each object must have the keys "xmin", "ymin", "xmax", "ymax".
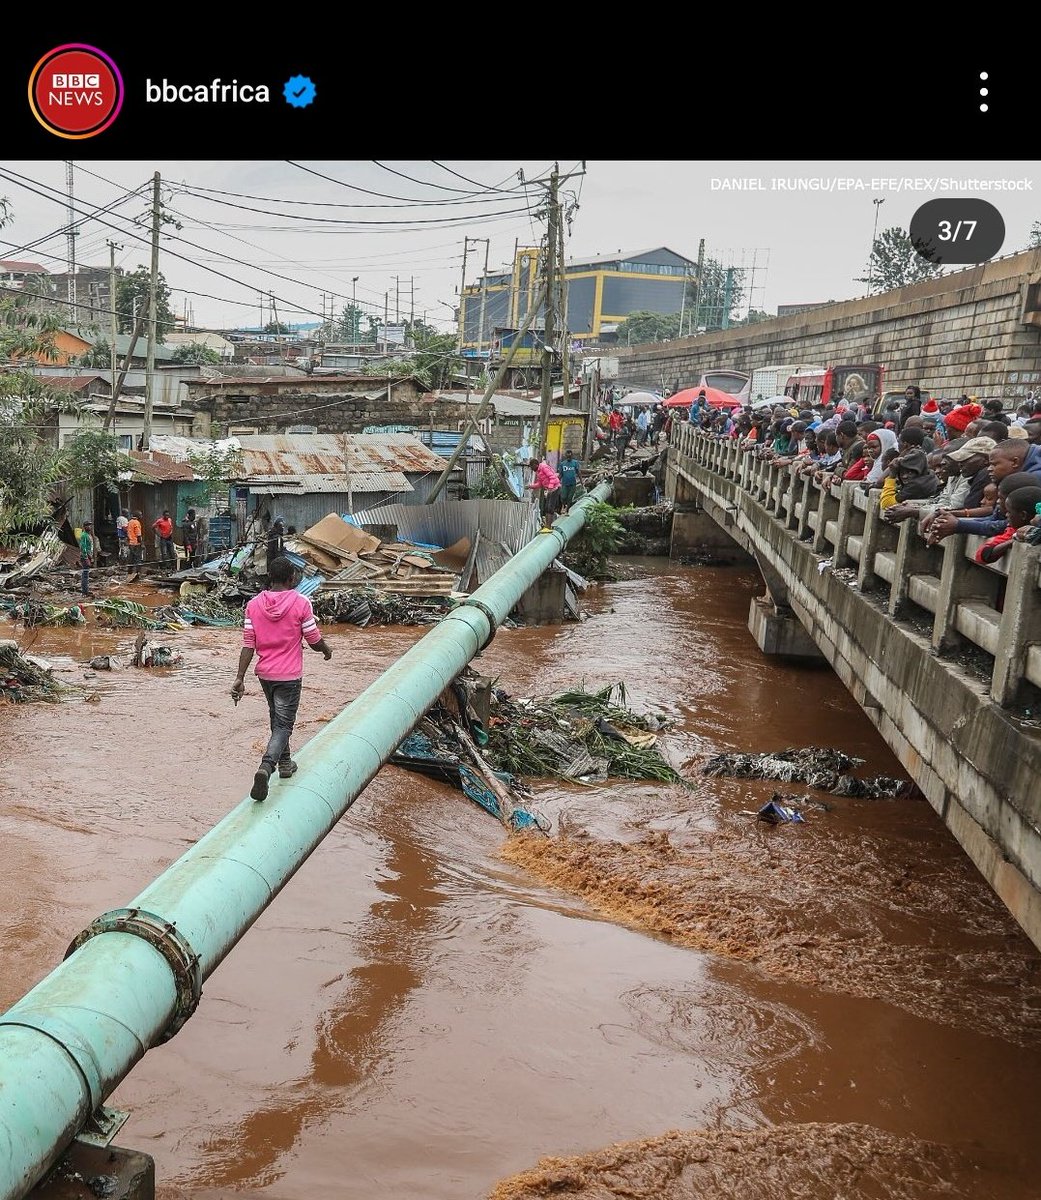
[{"xmin": 664, "ymin": 386, "xmax": 743, "ymax": 411}]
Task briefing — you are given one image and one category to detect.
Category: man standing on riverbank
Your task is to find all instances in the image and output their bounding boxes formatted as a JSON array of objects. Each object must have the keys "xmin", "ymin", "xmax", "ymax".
[
  {"xmin": 78, "ymin": 521, "xmax": 96, "ymax": 597},
  {"xmin": 153, "ymin": 510, "xmax": 175, "ymax": 567},
  {"xmin": 127, "ymin": 511, "xmax": 143, "ymax": 572},
  {"xmin": 231, "ymin": 556, "xmax": 333, "ymax": 802}
]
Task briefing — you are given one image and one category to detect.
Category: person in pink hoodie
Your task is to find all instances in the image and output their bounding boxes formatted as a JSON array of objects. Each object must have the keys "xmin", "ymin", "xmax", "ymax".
[{"xmin": 231, "ymin": 555, "xmax": 333, "ymax": 801}]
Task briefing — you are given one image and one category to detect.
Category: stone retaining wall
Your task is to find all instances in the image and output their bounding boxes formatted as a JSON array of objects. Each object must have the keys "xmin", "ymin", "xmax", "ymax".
[{"xmin": 617, "ymin": 248, "xmax": 1041, "ymax": 404}]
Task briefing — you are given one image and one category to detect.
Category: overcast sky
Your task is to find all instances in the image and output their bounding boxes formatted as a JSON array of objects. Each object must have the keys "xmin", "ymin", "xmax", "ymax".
[{"xmin": 1, "ymin": 160, "xmax": 1037, "ymax": 334}]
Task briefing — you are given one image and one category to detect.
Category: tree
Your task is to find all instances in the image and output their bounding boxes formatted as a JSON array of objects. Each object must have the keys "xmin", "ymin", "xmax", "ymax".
[
  {"xmin": 0, "ymin": 200, "xmax": 81, "ymax": 532},
  {"xmin": 263, "ymin": 320, "xmax": 290, "ymax": 335},
  {"xmin": 404, "ymin": 320, "xmax": 459, "ymax": 388},
  {"xmin": 615, "ymin": 311, "xmax": 681, "ymax": 346},
  {"xmin": 73, "ymin": 339, "xmax": 115, "ymax": 369},
  {"xmin": 732, "ymin": 308, "xmax": 772, "ymax": 327},
  {"xmin": 857, "ymin": 226, "xmax": 943, "ymax": 293},
  {"xmin": 62, "ymin": 430, "xmax": 132, "ymax": 494},
  {"xmin": 115, "ymin": 266, "xmax": 175, "ymax": 335},
  {"xmin": 187, "ymin": 440, "xmax": 243, "ymax": 505},
  {"xmin": 334, "ymin": 305, "xmax": 362, "ymax": 343},
  {"xmin": 171, "ymin": 342, "xmax": 221, "ymax": 365},
  {"xmin": 1029, "ymin": 220, "xmax": 1041, "ymax": 249}
]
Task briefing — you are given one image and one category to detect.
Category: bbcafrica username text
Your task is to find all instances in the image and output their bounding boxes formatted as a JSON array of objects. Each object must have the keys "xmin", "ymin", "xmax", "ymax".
[{"xmin": 710, "ymin": 178, "xmax": 1033, "ymax": 192}]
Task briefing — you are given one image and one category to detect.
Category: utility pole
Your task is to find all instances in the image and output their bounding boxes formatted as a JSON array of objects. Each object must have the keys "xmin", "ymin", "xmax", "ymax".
[
  {"xmin": 529, "ymin": 163, "xmax": 584, "ymax": 456},
  {"xmin": 537, "ymin": 167, "xmax": 560, "ymax": 457},
  {"xmin": 426, "ymin": 284, "xmax": 548, "ymax": 505},
  {"xmin": 394, "ymin": 275, "xmax": 400, "ymax": 323},
  {"xmin": 65, "ymin": 161, "xmax": 78, "ymax": 315},
  {"xmin": 352, "ymin": 277, "xmax": 359, "ymax": 348},
  {"xmin": 383, "ymin": 292, "xmax": 389, "ymax": 352},
  {"xmin": 142, "ymin": 171, "xmax": 160, "ymax": 451},
  {"xmin": 692, "ymin": 237, "xmax": 706, "ymax": 335},
  {"xmin": 868, "ymin": 198, "xmax": 885, "ymax": 293},
  {"xmin": 270, "ymin": 292, "xmax": 285, "ymax": 362},
  {"xmin": 457, "ymin": 236, "xmax": 471, "ymax": 353},
  {"xmin": 475, "ymin": 239, "xmax": 490, "ymax": 362},
  {"xmin": 106, "ymin": 239, "xmax": 121, "ymax": 405}
]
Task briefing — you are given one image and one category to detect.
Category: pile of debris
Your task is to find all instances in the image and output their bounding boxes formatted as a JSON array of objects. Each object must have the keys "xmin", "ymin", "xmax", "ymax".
[
  {"xmin": 313, "ymin": 588, "xmax": 450, "ymax": 627},
  {"xmin": 482, "ymin": 683, "xmax": 682, "ymax": 784},
  {"xmin": 703, "ymin": 746, "xmax": 908, "ymax": 800},
  {"xmin": 390, "ymin": 674, "xmax": 683, "ymax": 834},
  {"xmin": 0, "ymin": 640, "xmax": 76, "ymax": 703},
  {"xmin": 1, "ymin": 598, "xmax": 86, "ymax": 627},
  {"xmin": 94, "ymin": 598, "xmax": 183, "ymax": 631},
  {"xmin": 283, "ymin": 513, "xmax": 465, "ymax": 599}
]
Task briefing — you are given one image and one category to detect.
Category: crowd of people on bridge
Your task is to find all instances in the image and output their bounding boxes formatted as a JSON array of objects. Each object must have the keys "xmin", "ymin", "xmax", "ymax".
[{"xmin": 685, "ymin": 387, "xmax": 1041, "ymax": 563}]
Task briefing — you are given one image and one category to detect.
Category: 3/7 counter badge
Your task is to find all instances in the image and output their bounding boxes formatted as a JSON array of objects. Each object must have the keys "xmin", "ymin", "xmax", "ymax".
[
  {"xmin": 29, "ymin": 44, "xmax": 124, "ymax": 139},
  {"xmin": 910, "ymin": 199, "xmax": 1005, "ymax": 265}
]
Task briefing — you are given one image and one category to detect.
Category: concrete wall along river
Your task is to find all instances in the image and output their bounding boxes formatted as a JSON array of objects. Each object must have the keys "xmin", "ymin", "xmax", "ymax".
[{"xmin": 1, "ymin": 559, "xmax": 1039, "ymax": 1198}]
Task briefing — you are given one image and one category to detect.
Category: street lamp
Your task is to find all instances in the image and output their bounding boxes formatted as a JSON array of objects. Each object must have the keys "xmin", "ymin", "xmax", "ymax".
[{"xmin": 868, "ymin": 198, "xmax": 885, "ymax": 293}]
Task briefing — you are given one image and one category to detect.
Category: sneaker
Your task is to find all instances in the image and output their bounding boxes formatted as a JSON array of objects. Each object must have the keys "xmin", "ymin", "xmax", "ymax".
[
  {"xmin": 251, "ymin": 765, "xmax": 272, "ymax": 802},
  {"xmin": 278, "ymin": 759, "xmax": 298, "ymax": 779}
]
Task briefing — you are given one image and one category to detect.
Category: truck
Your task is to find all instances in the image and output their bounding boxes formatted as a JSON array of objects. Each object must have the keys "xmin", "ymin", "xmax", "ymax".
[{"xmin": 746, "ymin": 363, "xmax": 824, "ymax": 406}]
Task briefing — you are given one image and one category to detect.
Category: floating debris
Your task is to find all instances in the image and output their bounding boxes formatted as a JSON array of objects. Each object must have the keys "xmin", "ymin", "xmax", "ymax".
[
  {"xmin": 88, "ymin": 655, "xmax": 124, "ymax": 671},
  {"xmin": 313, "ymin": 587, "xmax": 450, "ymax": 627},
  {"xmin": 0, "ymin": 641, "xmax": 76, "ymax": 703},
  {"xmin": 6, "ymin": 599, "xmax": 86, "ymax": 627},
  {"xmin": 94, "ymin": 598, "xmax": 181, "ymax": 630},
  {"xmin": 485, "ymin": 683, "xmax": 682, "ymax": 784},
  {"xmin": 757, "ymin": 799, "xmax": 805, "ymax": 824},
  {"xmin": 173, "ymin": 593, "xmax": 244, "ymax": 627},
  {"xmin": 131, "ymin": 632, "xmax": 183, "ymax": 668},
  {"xmin": 392, "ymin": 725, "xmax": 548, "ymax": 833},
  {"xmin": 703, "ymin": 746, "xmax": 906, "ymax": 799}
]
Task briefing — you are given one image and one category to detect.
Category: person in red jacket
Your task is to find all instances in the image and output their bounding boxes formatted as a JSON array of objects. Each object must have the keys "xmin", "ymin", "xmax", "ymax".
[
  {"xmin": 231, "ymin": 555, "xmax": 333, "ymax": 801},
  {"xmin": 152, "ymin": 509, "xmax": 175, "ymax": 566}
]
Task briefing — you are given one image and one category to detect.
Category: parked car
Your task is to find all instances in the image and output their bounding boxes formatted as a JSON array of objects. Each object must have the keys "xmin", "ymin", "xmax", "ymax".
[{"xmin": 871, "ymin": 388, "xmax": 931, "ymax": 420}]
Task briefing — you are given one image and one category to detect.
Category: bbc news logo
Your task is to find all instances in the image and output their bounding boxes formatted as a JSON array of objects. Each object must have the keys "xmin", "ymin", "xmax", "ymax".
[{"xmin": 29, "ymin": 44, "xmax": 123, "ymax": 138}]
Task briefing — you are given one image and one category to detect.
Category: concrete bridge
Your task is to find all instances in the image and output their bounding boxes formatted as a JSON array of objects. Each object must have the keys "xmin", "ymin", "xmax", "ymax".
[{"xmin": 666, "ymin": 423, "xmax": 1041, "ymax": 950}]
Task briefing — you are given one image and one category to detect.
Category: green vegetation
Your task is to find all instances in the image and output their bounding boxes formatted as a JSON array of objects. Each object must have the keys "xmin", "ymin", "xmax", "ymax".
[{"xmin": 562, "ymin": 501, "xmax": 623, "ymax": 579}]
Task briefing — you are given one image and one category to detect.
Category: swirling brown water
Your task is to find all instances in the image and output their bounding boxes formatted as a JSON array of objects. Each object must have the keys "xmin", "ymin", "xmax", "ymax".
[{"xmin": 2, "ymin": 562, "xmax": 1039, "ymax": 1199}]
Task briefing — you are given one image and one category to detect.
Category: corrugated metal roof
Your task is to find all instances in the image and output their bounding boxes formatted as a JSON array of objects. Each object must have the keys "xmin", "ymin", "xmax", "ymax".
[
  {"xmin": 350, "ymin": 498, "xmax": 540, "ymax": 554},
  {"xmin": 127, "ymin": 451, "xmax": 196, "ymax": 483},
  {"xmin": 236, "ymin": 433, "xmax": 447, "ymax": 480},
  {"xmin": 488, "ymin": 394, "xmax": 586, "ymax": 418},
  {"xmin": 295, "ymin": 573, "xmax": 325, "ymax": 597},
  {"xmin": 248, "ymin": 471, "xmax": 412, "ymax": 494}
]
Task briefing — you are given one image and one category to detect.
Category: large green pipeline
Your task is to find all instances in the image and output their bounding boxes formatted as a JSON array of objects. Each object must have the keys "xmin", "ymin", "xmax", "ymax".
[{"xmin": 0, "ymin": 481, "xmax": 613, "ymax": 1200}]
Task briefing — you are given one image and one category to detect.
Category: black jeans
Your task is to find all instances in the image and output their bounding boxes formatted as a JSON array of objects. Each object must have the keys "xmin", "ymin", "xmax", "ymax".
[{"xmin": 259, "ymin": 678, "xmax": 302, "ymax": 769}]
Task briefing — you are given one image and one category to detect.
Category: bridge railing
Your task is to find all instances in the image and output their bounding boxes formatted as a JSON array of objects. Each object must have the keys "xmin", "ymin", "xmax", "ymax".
[{"xmin": 671, "ymin": 423, "xmax": 1041, "ymax": 707}]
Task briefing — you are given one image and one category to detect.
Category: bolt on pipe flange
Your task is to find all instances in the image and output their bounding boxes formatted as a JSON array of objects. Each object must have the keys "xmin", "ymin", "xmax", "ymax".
[
  {"xmin": 455, "ymin": 597, "xmax": 499, "ymax": 650},
  {"xmin": 65, "ymin": 908, "xmax": 202, "ymax": 1043}
]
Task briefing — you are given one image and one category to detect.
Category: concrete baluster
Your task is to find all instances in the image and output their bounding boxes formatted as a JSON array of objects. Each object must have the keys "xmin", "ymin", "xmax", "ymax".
[
  {"xmin": 888, "ymin": 518, "xmax": 942, "ymax": 618},
  {"xmin": 931, "ymin": 534, "xmax": 1001, "ymax": 653},
  {"xmin": 832, "ymin": 482, "xmax": 861, "ymax": 567},
  {"xmin": 795, "ymin": 471, "xmax": 814, "ymax": 539},
  {"xmin": 857, "ymin": 491, "xmax": 897, "ymax": 592},
  {"xmin": 812, "ymin": 479, "xmax": 841, "ymax": 554},
  {"xmin": 990, "ymin": 543, "xmax": 1041, "ymax": 706}
]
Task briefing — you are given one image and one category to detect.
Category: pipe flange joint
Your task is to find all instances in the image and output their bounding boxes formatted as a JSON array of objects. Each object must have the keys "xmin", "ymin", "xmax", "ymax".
[
  {"xmin": 65, "ymin": 908, "xmax": 202, "ymax": 1043},
  {"xmin": 456, "ymin": 597, "xmax": 499, "ymax": 650}
]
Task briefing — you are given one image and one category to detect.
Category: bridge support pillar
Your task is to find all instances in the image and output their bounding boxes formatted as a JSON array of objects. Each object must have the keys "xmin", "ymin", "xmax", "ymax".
[
  {"xmin": 516, "ymin": 567, "xmax": 567, "ymax": 624},
  {"xmin": 31, "ymin": 1142, "xmax": 155, "ymax": 1200},
  {"xmin": 671, "ymin": 505, "xmax": 750, "ymax": 563},
  {"xmin": 747, "ymin": 595, "xmax": 825, "ymax": 660}
]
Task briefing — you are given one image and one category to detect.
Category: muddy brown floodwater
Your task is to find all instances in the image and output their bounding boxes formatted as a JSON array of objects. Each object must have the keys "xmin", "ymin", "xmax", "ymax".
[{"xmin": 2, "ymin": 560, "xmax": 1041, "ymax": 1200}]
